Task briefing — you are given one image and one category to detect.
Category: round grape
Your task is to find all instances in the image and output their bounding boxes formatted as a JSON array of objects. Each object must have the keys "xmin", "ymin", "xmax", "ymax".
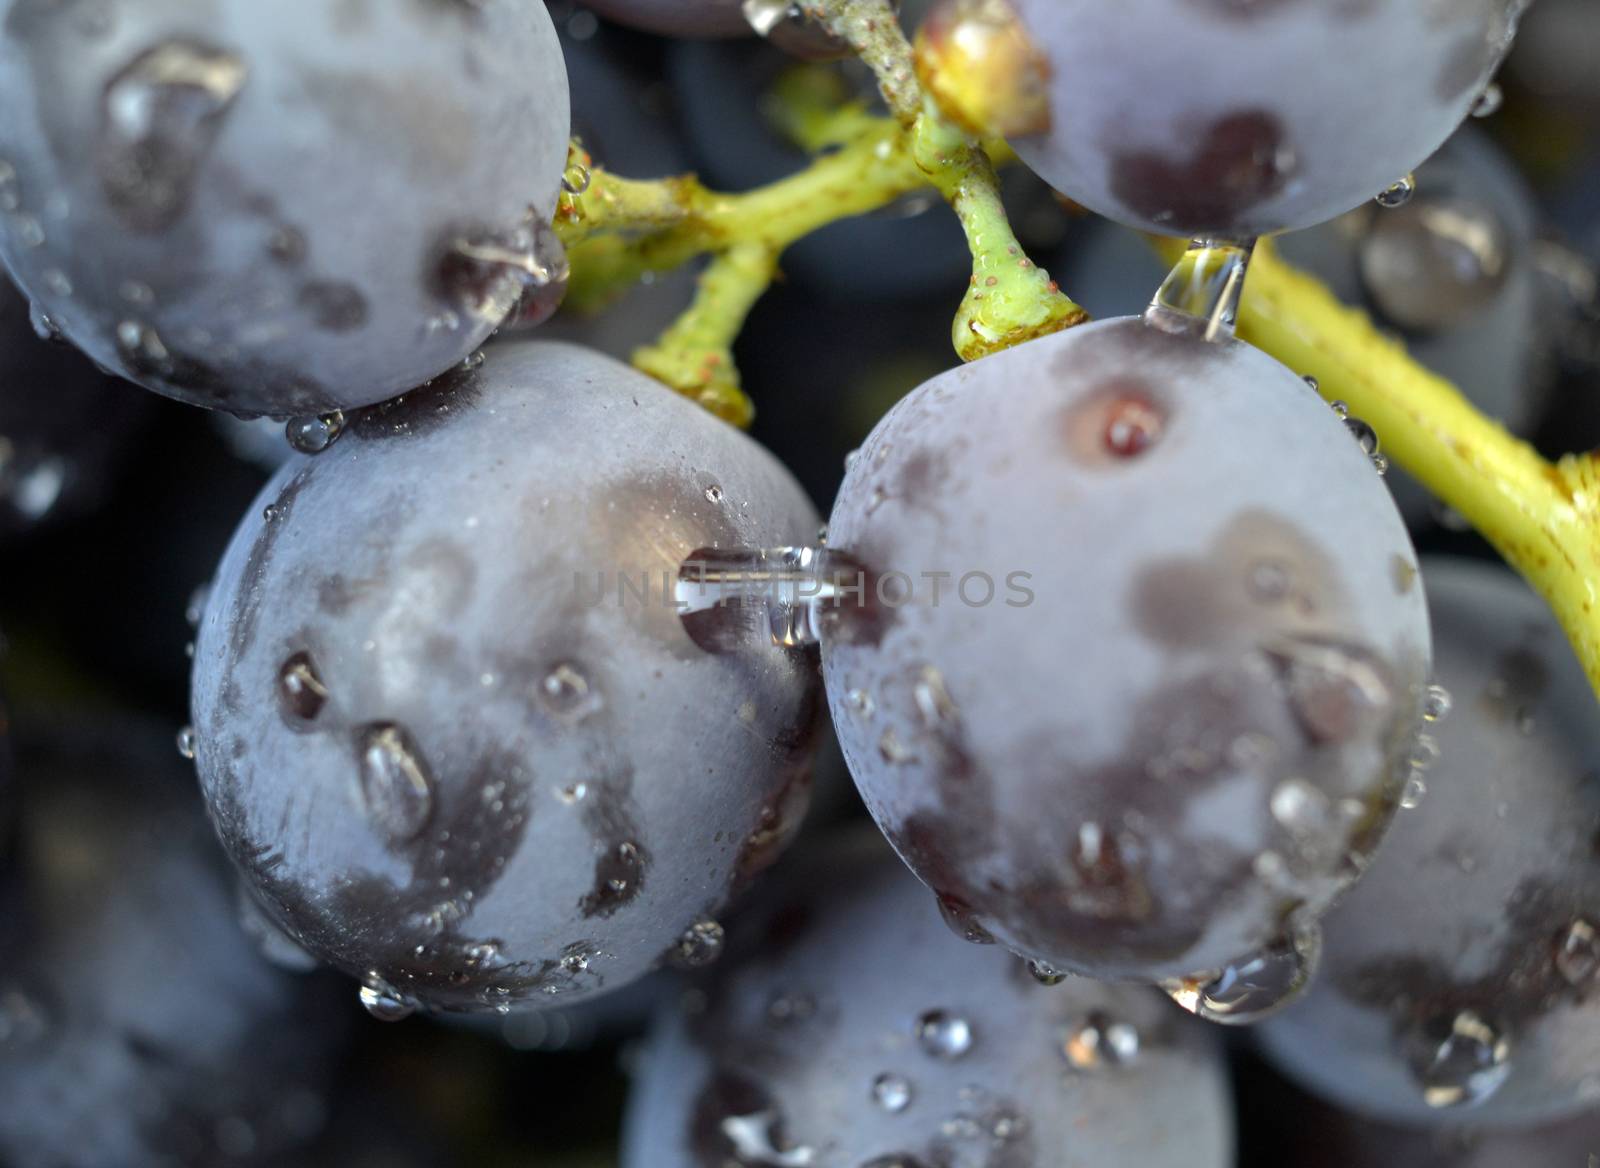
[
  {"xmin": 822, "ymin": 315, "xmax": 1431, "ymax": 989},
  {"xmin": 190, "ymin": 340, "xmax": 824, "ymax": 1017},
  {"xmin": 0, "ymin": 273, "xmax": 152, "ymax": 537},
  {"xmin": 0, "ymin": 0, "xmax": 570, "ymax": 416},
  {"xmin": 0, "ymin": 717, "xmax": 347, "ymax": 1168},
  {"xmin": 960, "ymin": 0, "xmax": 1529, "ymax": 237},
  {"xmin": 1257, "ymin": 557, "xmax": 1600, "ymax": 1127},
  {"xmin": 622, "ymin": 829, "xmax": 1234, "ymax": 1167}
]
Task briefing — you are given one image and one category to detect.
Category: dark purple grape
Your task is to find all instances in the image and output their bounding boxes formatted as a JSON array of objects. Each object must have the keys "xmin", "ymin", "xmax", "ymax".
[
  {"xmin": 1257, "ymin": 556, "xmax": 1600, "ymax": 1127},
  {"xmin": 0, "ymin": 274, "xmax": 151, "ymax": 538},
  {"xmin": 623, "ymin": 829, "xmax": 1234, "ymax": 1167},
  {"xmin": 0, "ymin": 0, "xmax": 570, "ymax": 416},
  {"xmin": 822, "ymin": 316, "xmax": 1431, "ymax": 997},
  {"xmin": 0, "ymin": 716, "xmax": 347, "ymax": 1168},
  {"xmin": 1277, "ymin": 130, "xmax": 1549, "ymax": 527},
  {"xmin": 983, "ymin": 0, "xmax": 1528, "ymax": 236},
  {"xmin": 190, "ymin": 341, "xmax": 824, "ymax": 1019}
]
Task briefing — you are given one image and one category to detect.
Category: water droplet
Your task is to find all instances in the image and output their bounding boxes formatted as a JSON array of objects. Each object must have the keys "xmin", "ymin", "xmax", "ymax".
[
  {"xmin": 742, "ymin": 0, "xmax": 801, "ymax": 36},
  {"xmin": 916, "ymin": 1010, "xmax": 974, "ymax": 1059},
  {"xmin": 115, "ymin": 319, "xmax": 174, "ymax": 378},
  {"xmin": 1400, "ymin": 774, "xmax": 1427, "ymax": 809},
  {"xmin": 913, "ymin": 666, "xmax": 957, "ymax": 726},
  {"xmin": 99, "ymin": 41, "xmax": 249, "ymax": 232},
  {"xmin": 356, "ymin": 723, "xmax": 435, "ymax": 845},
  {"xmin": 1556, "ymin": 920, "xmax": 1600, "ymax": 986},
  {"xmin": 1144, "ymin": 237, "xmax": 1257, "ymax": 343},
  {"xmin": 1423, "ymin": 684, "xmax": 1453, "ymax": 723},
  {"xmin": 557, "ymin": 781, "xmax": 589, "ymax": 805},
  {"xmin": 705, "ymin": 484, "xmax": 724, "ymax": 504},
  {"xmin": 1377, "ymin": 174, "xmax": 1417, "ymax": 209},
  {"xmin": 277, "ymin": 650, "xmax": 329, "ymax": 722},
  {"xmin": 936, "ymin": 893, "xmax": 996, "ymax": 945},
  {"xmin": 186, "ymin": 583, "xmax": 210, "ymax": 629},
  {"xmin": 285, "ymin": 411, "xmax": 345, "ymax": 455},
  {"xmin": 846, "ymin": 688, "xmax": 876, "ymax": 719},
  {"xmin": 176, "ymin": 725, "xmax": 197, "ymax": 759},
  {"xmin": 1270, "ymin": 777, "xmax": 1332, "ymax": 835},
  {"xmin": 540, "ymin": 662, "xmax": 602, "ymax": 720},
  {"xmin": 1302, "ymin": 374, "xmax": 1319, "ymax": 393},
  {"xmin": 437, "ymin": 217, "xmax": 568, "ymax": 325},
  {"xmin": 671, "ymin": 918, "xmax": 725, "ymax": 969},
  {"xmin": 1026, "ymin": 959, "xmax": 1067, "ymax": 986},
  {"xmin": 1471, "ymin": 83, "xmax": 1503, "ymax": 118},
  {"xmin": 1062, "ymin": 1011, "xmax": 1140, "ymax": 1071},
  {"xmin": 358, "ymin": 973, "xmax": 416, "ymax": 1022},
  {"xmin": 560, "ymin": 949, "xmax": 590, "ymax": 974},
  {"xmin": 878, "ymin": 728, "xmax": 914, "ymax": 765},
  {"xmin": 28, "ymin": 302, "xmax": 59, "ymax": 341},
  {"xmin": 1409, "ymin": 1010, "xmax": 1512, "ymax": 1108},
  {"xmin": 871, "ymin": 1072, "xmax": 913, "ymax": 1114},
  {"xmin": 1409, "ymin": 733, "xmax": 1441, "ymax": 771},
  {"xmin": 676, "ymin": 545, "xmax": 850, "ymax": 651},
  {"xmin": 1161, "ymin": 923, "xmax": 1321, "ymax": 1025},
  {"xmin": 719, "ymin": 1108, "xmax": 817, "ymax": 1167}
]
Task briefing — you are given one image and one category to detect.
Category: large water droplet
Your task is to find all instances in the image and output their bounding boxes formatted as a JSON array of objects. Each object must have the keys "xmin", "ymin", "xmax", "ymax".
[
  {"xmin": 871, "ymin": 1072, "xmax": 913, "ymax": 1114},
  {"xmin": 677, "ymin": 545, "xmax": 852, "ymax": 651},
  {"xmin": 1376, "ymin": 173, "xmax": 1417, "ymax": 209},
  {"xmin": 358, "ymin": 973, "xmax": 416, "ymax": 1022},
  {"xmin": 356, "ymin": 723, "xmax": 435, "ymax": 845},
  {"xmin": 1400, "ymin": 774, "xmax": 1427, "ymax": 810},
  {"xmin": 285, "ymin": 411, "xmax": 345, "ymax": 455},
  {"xmin": 1161, "ymin": 923, "xmax": 1321, "ymax": 1025},
  {"xmin": 1062, "ymin": 1011, "xmax": 1140, "ymax": 1071},
  {"xmin": 437, "ymin": 217, "xmax": 568, "ymax": 325},
  {"xmin": 99, "ymin": 41, "xmax": 248, "ymax": 232},
  {"xmin": 670, "ymin": 918, "xmax": 725, "ymax": 969},
  {"xmin": 539, "ymin": 662, "xmax": 602, "ymax": 721},
  {"xmin": 1408, "ymin": 1010, "xmax": 1512, "ymax": 1108},
  {"xmin": 1144, "ymin": 237, "xmax": 1257, "ymax": 343},
  {"xmin": 1555, "ymin": 920, "xmax": 1600, "ymax": 986},
  {"xmin": 277, "ymin": 650, "xmax": 329, "ymax": 722},
  {"xmin": 916, "ymin": 1010, "xmax": 974, "ymax": 1059}
]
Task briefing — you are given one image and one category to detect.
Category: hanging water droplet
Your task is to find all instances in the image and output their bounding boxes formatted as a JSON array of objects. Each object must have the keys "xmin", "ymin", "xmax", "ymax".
[
  {"xmin": 1340, "ymin": 413, "xmax": 1388, "ymax": 475},
  {"xmin": 1376, "ymin": 174, "xmax": 1417, "ymax": 208},
  {"xmin": 1302, "ymin": 374, "xmax": 1319, "ymax": 393},
  {"xmin": 1400, "ymin": 774, "xmax": 1427, "ymax": 809},
  {"xmin": 1409, "ymin": 733, "xmax": 1441, "ymax": 771},
  {"xmin": 1026, "ymin": 959, "xmax": 1067, "ymax": 986},
  {"xmin": 358, "ymin": 973, "xmax": 416, "ymax": 1022},
  {"xmin": 741, "ymin": 0, "xmax": 800, "ymax": 36},
  {"xmin": 871, "ymin": 1072, "xmax": 913, "ymax": 1114},
  {"xmin": 1408, "ymin": 1010, "xmax": 1512, "ymax": 1108},
  {"xmin": 1471, "ymin": 82, "xmax": 1503, "ymax": 118},
  {"xmin": 1161, "ymin": 922, "xmax": 1321, "ymax": 1025},
  {"xmin": 277, "ymin": 650, "xmax": 329, "ymax": 722},
  {"xmin": 28, "ymin": 302, "xmax": 59, "ymax": 342},
  {"xmin": 539, "ymin": 661, "xmax": 602, "ymax": 721},
  {"xmin": 935, "ymin": 894, "xmax": 996, "ymax": 945},
  {"xmin": 186, "ymin": 583, "xmax": 210, "ymax": 629},
  {"xmin": 1062, "ymin": 1011, "xmax": 1140, "ymax": 1071},
  {"xmin": 916, "ymin": 1010, "xmax": 974, "ymax": 1059},
  {"xmin": 1423, "ymin": 684, "xmax": 1453, "ymax": 723},
  {"xmin": 176, "ymin": 725, "xmax": 197, "ymax": 759},
  {"xmin": 671, "ymin": 918, "xmax": 725, "ymax": 969},
  {"xmin": 356, "ymin": 723, "xmax": 435, "ymax": 845},
  {"xmin": 913, "ymin": 666, "xmax": 957, "ymax": 726},
  {"xmin": 1555, "ymin": 920, "xmax": 1600, "ymax": 986},
  {"xmin": 676, "ymin": 545, "xmax": 853, "ymax": 651},
  {"xmin": 1144, "ymin": 237, "xmax": 1257, "ymax": 343},
  {"xmin": 285, "ymin": 411, "xmax": 345, "ymax": 455},
  {"xmin": 99, "ymin": 41, "xmax": 249, "ymax": 232}
]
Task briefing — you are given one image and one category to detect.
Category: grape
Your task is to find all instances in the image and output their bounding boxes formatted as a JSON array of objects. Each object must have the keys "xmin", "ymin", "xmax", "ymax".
[
  {"xmin": 821, "ymin": 316, "xmax": 1431, "ymax": 992},
  {"xmin": 1277, "ymin": 131, "xmax": 1546, "ymax": 527},
  {"xmin": 190, "ymin": 340, "xmax": 824, "ymax": 1017},
  {"xmin": 0, "ymin": 0, "xmax": 570, "ymax": 416},
  {"xmin": 622, "ymin": 829, "xmax": 1234, "ymax": 1167},
  {"xmin": 974, "ymin": 0, "xmax": 1529, "ymax": 237},
  {"xmin": 0, "ymin": 273, "xmax": 151, "ymax": 538},
  {"xmin": 0, "ymin": 716, "xmax": 347, "ymax": 1168},
  {"xmin": 1256, "ymin": 556, "xmax": 1600, "ymax": 1127}
]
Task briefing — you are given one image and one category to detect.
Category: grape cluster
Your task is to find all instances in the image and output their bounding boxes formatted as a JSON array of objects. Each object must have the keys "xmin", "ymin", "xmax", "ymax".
[{"xmin": 0, "ymin": 0, "xmax": 1586, "ymax": 1162}]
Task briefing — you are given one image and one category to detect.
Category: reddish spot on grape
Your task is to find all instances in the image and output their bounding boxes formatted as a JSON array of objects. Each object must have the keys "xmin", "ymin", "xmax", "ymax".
[
  {"xmin": 1109, "ymin": 110, "xmax": 1294, "ymax": 236},
  {"xmin": 1103, "ymin": 394, "xmax": 1164, "ymax": 457}
]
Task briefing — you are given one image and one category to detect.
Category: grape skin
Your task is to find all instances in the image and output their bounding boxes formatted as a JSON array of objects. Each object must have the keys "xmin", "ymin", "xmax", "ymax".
[
  {"xmin": 822, "ymin": 316, "xmax": 1431, "ymax": 984},
  {"xmin": 583, "ymin": 0, "xmax": 753, "ymax": 39},
  {"xmin": 0, "ymin": 0, "xmax": 570, "ymax": 416},
  {"xmin": 623, "ymin": 829, "xmax": 1235, "ymax": 1168},
  {"xmin": 1256, "ymin": 557, "xmax": 1600, "ymax": 1128},
  {"xmin": 0, "ymin": 717, "xmax": 347, "ymax": 1168},
  {"xmin": 190, "ymin": 341, "xmax": 824, "ymax": 1015},
  {"xmin": 1001, "ymin": 0, "xmax": 1529, "ymax": 237}
]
